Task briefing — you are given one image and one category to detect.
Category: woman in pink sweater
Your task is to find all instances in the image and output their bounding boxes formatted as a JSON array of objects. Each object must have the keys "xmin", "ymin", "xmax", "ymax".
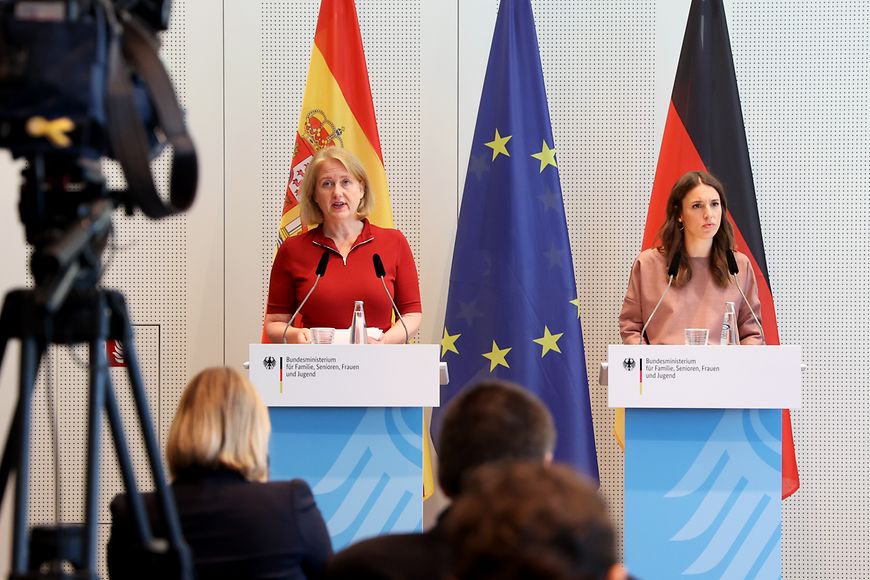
[{"xmin": 619, "ymin": 171, "xmax": 763, "ymax": 345}]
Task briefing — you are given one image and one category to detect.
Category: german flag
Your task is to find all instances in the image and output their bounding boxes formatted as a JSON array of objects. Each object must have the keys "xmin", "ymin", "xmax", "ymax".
[{"xmin": 615, "ymin": 0, "xmax": 799, "ymax": 499}]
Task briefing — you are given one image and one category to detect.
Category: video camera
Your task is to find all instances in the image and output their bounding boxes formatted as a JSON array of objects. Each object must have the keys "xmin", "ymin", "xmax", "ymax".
[{"xmin": 0, "ymin": 0, "xmax": 197, "ymax": 281}]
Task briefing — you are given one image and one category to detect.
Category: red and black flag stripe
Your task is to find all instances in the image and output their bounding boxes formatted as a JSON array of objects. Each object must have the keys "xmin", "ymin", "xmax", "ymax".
[{"xmin": 643, "ymin": 0, "xmax": 799, "ymax": 499}]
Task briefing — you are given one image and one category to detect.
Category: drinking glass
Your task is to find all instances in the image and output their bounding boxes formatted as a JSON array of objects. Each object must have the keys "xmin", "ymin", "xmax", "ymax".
[
  {"xmin": 311, "ymin": 327, "xmax": 335, "ymax": 344},
  {"xmin": 684, "ymin": 328, "xmax": 708, "ymax": 345}
]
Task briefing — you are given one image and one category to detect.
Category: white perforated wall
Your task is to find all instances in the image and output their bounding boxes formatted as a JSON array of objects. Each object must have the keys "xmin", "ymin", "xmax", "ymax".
[{"xmin": 730, "ymin": 2, "xmax": 870, "ymax": 577}]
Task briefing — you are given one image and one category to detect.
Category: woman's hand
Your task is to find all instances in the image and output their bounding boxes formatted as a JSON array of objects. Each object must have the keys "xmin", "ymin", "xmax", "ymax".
[
  {"xmin": 376, "ymin": 312, "xmax": 422, "ymax": 344},
  {"xmin": 264, "ymin": 314, "xmax": 311, "ymax": 344},
  {"xmin": 285, "ymin": 327, "xmax": 312, "ymax": 344}
]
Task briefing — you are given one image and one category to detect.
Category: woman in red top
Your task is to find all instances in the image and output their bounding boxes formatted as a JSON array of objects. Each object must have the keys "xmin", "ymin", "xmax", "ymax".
[{"xmin": 264, "ymin": 147, "xmax": 422, "ymax": 344}]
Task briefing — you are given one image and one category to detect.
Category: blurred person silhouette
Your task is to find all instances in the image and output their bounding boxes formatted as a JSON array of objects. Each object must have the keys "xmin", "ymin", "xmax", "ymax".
[
  {"xmin": 108, "ymin": 366, "xmax": 333, "ymax": 579},
  {"xmin": 324, "ymin": 379, "xmax": 556, "ymax": 579},
  {"xmin": 447, "ymin": 461, "xmax": 627, "ymax": 580}
]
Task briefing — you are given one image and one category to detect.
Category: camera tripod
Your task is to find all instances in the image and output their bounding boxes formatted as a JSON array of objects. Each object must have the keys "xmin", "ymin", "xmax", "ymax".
[
  {"xmin": 0, "ymin": 0, "xmax": 199, "ymax": 572},
  {"xmin": 0, "ymin": 182, "xmax": 192, "ymax": 580},
  {"xmin": 0, "ymin": 286, "xmax": 192, "ymax": 579}
]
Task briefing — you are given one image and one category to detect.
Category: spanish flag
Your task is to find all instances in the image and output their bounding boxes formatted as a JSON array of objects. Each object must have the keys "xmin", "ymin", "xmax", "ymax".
[
  {"xmin": 277, "ymin": 0, "xmax": 393, "ymax": 245},
  {"xmin": 615, "ymin": 0, "xmax": 799, "ymax": 499},
  {"xmin": 271, "ymin": 0, "xmax": 435, "ymax": 500}
]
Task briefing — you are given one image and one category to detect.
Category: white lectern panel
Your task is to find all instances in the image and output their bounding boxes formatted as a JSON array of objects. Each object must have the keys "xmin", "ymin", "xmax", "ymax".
[
  {"xmin": 250, "ymin": 344, "xmax": 439, "ymax": 407},
  {"xmin": 608, "ymin": 345, "xmax": 801, "ymax": 409}
]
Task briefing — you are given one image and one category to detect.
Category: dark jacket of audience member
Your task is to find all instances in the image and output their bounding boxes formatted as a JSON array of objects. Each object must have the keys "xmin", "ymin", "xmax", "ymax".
[
  {"xmin": 324, "ymin": 380, "xmax": 555, "ymax": 580},
  {"xmin": 107, "ymin": 367, "xmax": 333, "ymax": 579},
  {"xmin": 446, "ymin": 462, "xmax": 626, "ymax": 580}
]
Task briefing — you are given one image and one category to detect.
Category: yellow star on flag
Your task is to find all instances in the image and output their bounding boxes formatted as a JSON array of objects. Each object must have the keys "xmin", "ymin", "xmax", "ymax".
[
  {"xmin": 484, "ymin": 129, "xmax": 512, "ymax": 161},
  {"xmin": 441, "ymin": 328, "xmax": 461, "ymax": 357},
  {"xmin": 531, "ymin": 140, "xmax": 557, "ymax": 172},
  {"xmin": 569, "ymin": 298, "xmax": 582, "ymax": 319},
  {"xmin": 533, "ymin": 326, "xmax": 564, "ymax": 357},
  {"xmin": 482, "ymin": 340, "xmax": 512, "ymax": 372}
]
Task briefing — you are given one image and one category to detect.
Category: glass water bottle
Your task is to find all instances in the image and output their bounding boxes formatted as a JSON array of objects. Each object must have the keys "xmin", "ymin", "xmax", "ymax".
[
  {"xmin": 350, "ymin": 301, "xmax": 368, "ymax": 345},
  {"xmin": 719, "ymin": 301, "xmax": 738, "ymax": 345}
]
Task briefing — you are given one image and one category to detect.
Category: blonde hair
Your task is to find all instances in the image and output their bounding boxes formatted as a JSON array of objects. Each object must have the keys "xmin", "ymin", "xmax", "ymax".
[
  {"xmin": 299, "ymin": 147, "xmax": 374, "ymax": 225},
  {"xmin": 166, "ymin": 367, "xmax": 271, "ymax": 482}
]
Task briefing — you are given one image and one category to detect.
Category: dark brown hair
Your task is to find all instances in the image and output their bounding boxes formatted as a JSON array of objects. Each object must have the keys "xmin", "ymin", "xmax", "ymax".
[
  {"xmin": 437, "ymin": 380, "xmax": 556, "ymax": 498},
  {"xmin": 656, "ymin": 170, "xmax": 734, "ymax": 288},
  {"xmin": 447, "ymin": 462, "xmax": 617, "ymax": 580}
]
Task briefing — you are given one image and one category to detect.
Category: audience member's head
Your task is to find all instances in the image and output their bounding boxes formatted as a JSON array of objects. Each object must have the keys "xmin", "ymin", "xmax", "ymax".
[
  {"xmin": 166, "ymin": 366, "xmax": 271, "ymax": 482},
  {"xmin": 437, "ymin": 380, "xmax": 556, "ymax": 498},
  {"xmin": 446, "ymin": 462, "xmax": 626, "ymax": 580}
]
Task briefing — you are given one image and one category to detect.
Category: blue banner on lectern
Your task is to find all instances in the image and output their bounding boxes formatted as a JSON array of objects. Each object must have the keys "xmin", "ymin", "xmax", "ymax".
[
  {"xmin": 269, "ymin": 407, "xmax": 423, "ymax": 550},
  {"xmin": 626, "ymin": 408, "xmax": 782, "ymax": 579}
]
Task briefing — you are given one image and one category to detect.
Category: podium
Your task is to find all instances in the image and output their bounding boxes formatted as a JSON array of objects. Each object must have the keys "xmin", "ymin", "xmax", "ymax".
[
  {"xmin": 249, "ymin": 343, "xmax": 440, "ymax": 550},
  {"xmin": 605, "ymin": 345, "xmax": 801, "ymax": 580}
]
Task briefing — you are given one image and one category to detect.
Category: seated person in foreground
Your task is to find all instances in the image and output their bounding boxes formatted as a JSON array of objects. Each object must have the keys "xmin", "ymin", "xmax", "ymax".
[
  {"xmin": 446, "ymin": 461, "xmax": 628, "ymax": 580},
  {"xmin": 108, "ymin": 366, "xmax": 333, "ymax": 579},
  {"xmin": 324, "ymin": 379, "xmax": 556, "ymax": 580}
]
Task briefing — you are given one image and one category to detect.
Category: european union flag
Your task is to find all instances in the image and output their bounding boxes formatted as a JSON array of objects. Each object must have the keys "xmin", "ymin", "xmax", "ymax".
[{"xmin": 431, "ymin": 0, "xmax": 598, "ymax": 480}]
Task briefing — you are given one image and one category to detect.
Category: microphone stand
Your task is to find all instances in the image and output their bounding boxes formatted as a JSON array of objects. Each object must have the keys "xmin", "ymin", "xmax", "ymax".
[
  {"xmin": 282, "ymin": 275, "xmax": 322, "ymax": 343},
  {"xmin": 640, "ymin": 250, "xmax": 682, "ymax": 345},
  {"xmin": 371, "ymin": 254, "xmax": 409, "ymax": 344},
  {"xmin": 281, "ymin": 250, "xmax": 330, "ymax": 343},
  {"xmin": 726, "ymin": 250, "xmax": 765, "ymax": 344},
  {"xmin": 640, "ymin": 277, "xmax": 674, "ymax": 345},
  {"xmin": 378, "ymin": 277, "xmax": 409, "ymax": 344}
]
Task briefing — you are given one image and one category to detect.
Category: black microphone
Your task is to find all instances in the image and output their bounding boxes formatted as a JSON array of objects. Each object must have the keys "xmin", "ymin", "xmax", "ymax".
[
  {"xmin": 373, "ymin": 253, "xmax": 386, "ymax": 278},
  {"xmin": 640, "ymin": 250, "xmax": 681, "ymax": 344},
  {"xmin": 282, "ymin": 250, "xmax": 331, "ymax": 343},
  {"xmin": 725, "ymin": 249, "xmax": 739, "ymax": 275},
  {"xmin": 372, "ymin": 253, "xmax": 408, "ymax": 344},
  {"xmin": 667, "ymin": 250, "xmax": 681, "ymax": 278},
  {"xmin": 725, "ymin": 249, "xmax": 765, "ymax": 344},
  {"xmin": 315, "ymin": 250, "xmax": 330, "ymax": 276}
]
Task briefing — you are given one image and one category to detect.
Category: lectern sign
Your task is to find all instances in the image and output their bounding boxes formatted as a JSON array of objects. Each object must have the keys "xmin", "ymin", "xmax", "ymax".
[
  {"xmin": 249, "ymin": 343, "xmax": 440, "ymax": 407},
  {"xmin": 608, "ymin": 345, "xmax": 801, "ymax": 409}
]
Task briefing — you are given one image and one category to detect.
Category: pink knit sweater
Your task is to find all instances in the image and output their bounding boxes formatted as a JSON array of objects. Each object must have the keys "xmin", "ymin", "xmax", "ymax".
[{"xmin": 618, "ymin": 249, "xmax": 763, "ymax": 345}]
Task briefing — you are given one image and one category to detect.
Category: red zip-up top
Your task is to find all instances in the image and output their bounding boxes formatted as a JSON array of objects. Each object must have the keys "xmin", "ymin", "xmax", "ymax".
[{"xmin": 266, "ymin": 219, "xmax": 422, "ymax": 332}]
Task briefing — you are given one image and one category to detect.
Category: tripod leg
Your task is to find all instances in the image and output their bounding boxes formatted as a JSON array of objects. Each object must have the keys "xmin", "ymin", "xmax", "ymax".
[
  {"xmin": 0, "ymin": 293, "xmax": 19, "ymax": 507},
  {"xmin": 11, "ymin": 337, "xmax": 42, "ymax": 574},
  {"xmin": 0, "ymin": 323, "xmax": 20, "ymax": 507},
  {"xmin": 82, "ymin": 294, "xmax": 109, "ymax": 572},
  {"xmin": 0, "ymin": 406, "xmax": 20, "ymax": 508},
  {"xmin": 104, "ymin": 375, "xmax": 157, "ymax": 546},
  {"xmin": 108, "ymin": 291, "xmax": 193, "ymax": 578}
]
